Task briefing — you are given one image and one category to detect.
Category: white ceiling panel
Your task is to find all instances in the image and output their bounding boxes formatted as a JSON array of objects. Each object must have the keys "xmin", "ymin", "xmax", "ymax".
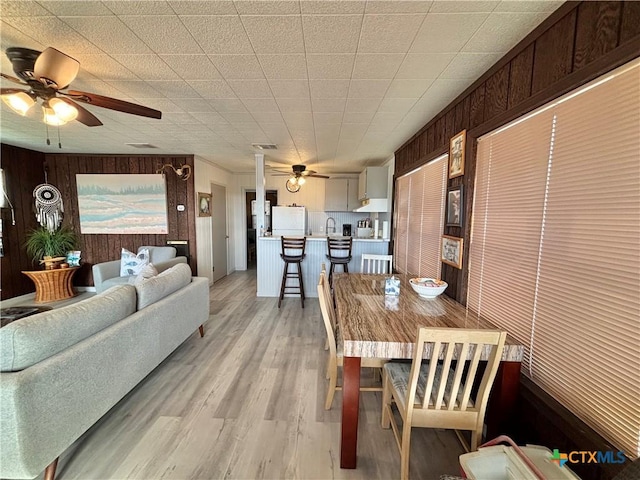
[
  {"xmin": 0, "ymin": 2, "xmax": 558, "ymax": 173},
  {"xmin": 241, "ymin": 16, "xmax": 304, "ymax": 54}
]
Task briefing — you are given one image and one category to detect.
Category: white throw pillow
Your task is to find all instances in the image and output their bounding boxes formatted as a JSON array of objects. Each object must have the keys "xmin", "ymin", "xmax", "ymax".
[
  {"xmin": 120, "ymin": 248, "xmax": 149, "ymax": 277},
  {"xmin": 128, "ymin": 263, "xmax": 158, "ymax": 285}
]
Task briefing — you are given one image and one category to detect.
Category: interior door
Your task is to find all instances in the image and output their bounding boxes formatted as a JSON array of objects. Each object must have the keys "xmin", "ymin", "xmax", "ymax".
[{"xmin": 211, "ymin": 183, "xmax": 227, "ymax": 283}]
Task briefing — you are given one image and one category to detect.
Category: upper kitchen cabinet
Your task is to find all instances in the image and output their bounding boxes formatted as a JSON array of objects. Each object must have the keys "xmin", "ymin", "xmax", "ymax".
[
  {"xmin": 325, "ymin": 178, "xmax": 359, "ymax": 212},
  {"xmin": 358, "ymin": 166, "xmax": 388, "ymax": 201}
]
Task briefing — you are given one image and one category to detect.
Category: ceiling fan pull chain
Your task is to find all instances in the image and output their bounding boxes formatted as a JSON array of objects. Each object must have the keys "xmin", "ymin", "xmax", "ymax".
[
  {"xmin": 57, "ymin": 124, "xmax": 62, "ymax": 149},
  {"xmin": 45, "ymin": 121, "xmax": 51, "ymax": 146}
]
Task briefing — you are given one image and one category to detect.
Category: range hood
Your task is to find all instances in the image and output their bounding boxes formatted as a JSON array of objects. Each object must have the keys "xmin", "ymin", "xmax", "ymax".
[{"xmin": 353, "ymin": 198, "xmax": 388, "ymax": 213}]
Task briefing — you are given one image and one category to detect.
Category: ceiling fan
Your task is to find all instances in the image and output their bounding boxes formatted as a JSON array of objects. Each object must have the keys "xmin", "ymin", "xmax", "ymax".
[
  {"xmin": 273, "ymin": 164, "xmax": 329, "ymax": 193},
  {"xmin": 1, "ymin": 47, "xmax": 161, "ymax": 129}
]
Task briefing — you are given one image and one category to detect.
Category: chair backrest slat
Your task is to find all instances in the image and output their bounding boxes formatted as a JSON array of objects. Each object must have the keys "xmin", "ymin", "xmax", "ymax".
[
  {"xmin": 459, "ymin": 341, "xmax": 483, "ymax": 410},
  {"xmin": 281, "ymin": 237, "xmax": 306, "ymax": 256},
  {"xmin": 361, "ymin": 254, "xmax": 393, "ymax": 274},
  {"xmin": 447, "ymin": 341, "xmax": 470, "ymax": 411}
]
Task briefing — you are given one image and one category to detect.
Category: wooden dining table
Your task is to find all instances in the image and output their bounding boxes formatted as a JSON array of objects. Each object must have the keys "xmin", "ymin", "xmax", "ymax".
[{"xmin": 333, "ymin": 273, "xmax": 524, "ymax": 469}]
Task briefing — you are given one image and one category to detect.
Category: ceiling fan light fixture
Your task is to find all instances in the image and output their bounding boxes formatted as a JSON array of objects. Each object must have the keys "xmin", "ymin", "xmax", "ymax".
[
  {"xmin": 34, "ymin": 47, "xmax": 80, "ymax": 90},
  {"xmin": 2, "ymin": 91, "xmax": 35, "ymax": 115},
  {"xmin": 297, "ymin": 176, "xmax": 306, "ymax": 185},
  {"xmin": 49, "ymin": 97, "xmax": 78, "ymax": 122},
  {"xmin": 288, "ymin": 175, "xmax": 298, "ymax": 185},
  {"xmin": 42, "ymin": 105, "xmax": 67, "ymax": 126}
]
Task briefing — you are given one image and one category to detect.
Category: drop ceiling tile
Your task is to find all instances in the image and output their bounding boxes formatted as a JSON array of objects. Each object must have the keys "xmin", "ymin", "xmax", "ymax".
[
  {"xmin": 440, "ymin": 52, "xmax": 502, "ymax": 79},
  {"xmin": 60, "ymin": 16, "xmax": 153, "ymax": 54},
  {"xmin": 222, "ymin": 112, "xmax": 259, "ymax": 123},
  {"xmin": 164, "ymin": 112, "xmax": 201, "ymax": 124},
  {"xmin": 208, "ymin": 98, "xmax": 248, "ymax": 112},
  {"xmin": 386, "ymin": 79, "xmax": 435, "ymax": 98},
  {"xmin": 348, "ymin": 79, "xmax": 391, "ymax": 98},
  {"xmin": 462, "ymin": 12, "xmax": 551, "ymax": 53},
  {"xmin": 429, "ymin": 1, "xmax": 500, "ymax": 13},
  {"xmin": 242, "ymin": 98, "xmax": 279, "ymax": 112},
  {"xmin": 343, "ymin": 111, "xmax": 375, "ymax": 123},
  {"xmin": 410, "ymin": 13, "xmax": 489, "ymax": 53},
  {"xmin": 3, "ymin": 16, "xmax": 103, "ymax": 54},
  {"xmin": 227, "ymin": 79, "xmax": 273, "ymax": 98},
  {"xmin": 495, "ymin": 1, "xmax": 563, "ymax": 13},
  {"xmin": 311, "ymin": 97, "xmax": 346, "ymax": 112},
  {"xmin": 370, "ymin": 111, "xmax": 405, "ymax": 125},
  {"xmin": 302, "ymin": 15, "xmax": 363, "ymax": 54},
  {"xmin": 208, "ymin": 55, "xmax": 265, "ymax": 79},
  {"xmin": 118, "ymin": 16, "xmax": 201, "ymax": 54},
  {"xmin": 190, "ymin": 111, "xmax": 230, "ymax": 125},
  {"xmin": 314, "ymin": 112, "xmax": 343, "ymax": 124},
  {"xmin": 377, "ymin": 97, "xmax": 417, "ymax": 113},
  {"xmin": 103, "ymin": 1, "xmax": 174, "ymax": 15},
  {"xmin": 364, "ymin": 1, "xmax": 433, "ymax": 14},
  {"xmin": 315, "ymin": 123, "xmax": 340, "ymax": 136},
  {"xmin": 40, "ymin": 1, "xmax": 115, "ymax": 16},
  {"xmin": 69, "ymin": 78, "xmax": 129, "ymax": 98},
  {"xmin": 138, "ymin": 98, "xmax": 184, "ymax": 113},
  {"xmin": 309, "ymin": 79, "xmax": 349, "ymax": 98},
  {"xmin": 111, "ymin": 54, "xmax": 181, "ymax": 80},
  {"xmin": 345, "ymin": 97, "xmax": 381, "ymax": 113},
  {"xmin": 254, "ymin": 115, "xmax": 286, "ymax": 126},
  {"xmin": 169, "ymin": 1, "xmax": 238, "ymax": 14},
  {"xmin": 0, "ymin": 20, "xmax": 45, "ymax": 51},
  {"xmin": 306, "ymin": 54, "xmax": 355, "ymax": 79},
  {"xmin": 352, "ymin": 54, "xmax": 404, "ymax": 79},
  {"xmin": 180, "ymin": 16, "xmax": 253, "ymax": 54},
  {"xmin": 276, "ymin": 97, "xmax": 312, "ymax": 112},
  {"xmin": 234, "ymin": 0, "xmax": 300, "ymax": 14},
  {"xmin": 2, "ymin": 1, "xmax": 52, "ymax": 16},
  {"xmin": 395, "ymin": 53, "xmax": 456, "ymax": 79},
  {"xmin": 258, "ymin": 54, "xmax": 307, "ymax": 79},
  {"xmin": 282, "ymin": 111, "xmax": 313, "ymax": 127},
  {"xmin": 107, "ymin": 80, "xmax": 162, "ymax": 98},
  {"xmin": 72, "ymin": 54, "xmax": 136, "ymax": 81},
  {"xmin": 188, "ymin": 80, "xmax": 236, "ymax": 98},
  {"xmin": 241, "ymin": 16, "xmax": 304, "ymax": 54},
  {"xmin": 171, "ymin": 98, "xmax": 216, "ymax": 112},
  {"xmin": 159, "ymin": 55, "xmax": 222, "ymax": 80},
  {"xmin": 358, "ymin": 14, "xmax": 424, "ymax": 53},
  {"xmin": 150, "ymin": 80, "xmax": 202, "ymax": 98},
  {"xmin": 268, "ymin": 80, "xmax": 309, "ymax": 98},
  {"xmin": 300, "ymin": 1, "xmax": 365, "ymax": 14},
  {"xmin": 412, "ymin": 78, "xmax": 470, "ymax": 111}
]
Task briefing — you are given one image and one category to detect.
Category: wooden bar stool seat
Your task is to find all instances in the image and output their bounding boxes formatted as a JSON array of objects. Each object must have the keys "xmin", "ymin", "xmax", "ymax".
[
  {"xmin": 326, "ymin": 237, "xmax": 352, "ymax": 285},
  {"xmin": 278, "ymin": 237, "xmax": 306, "ymax": 308}
]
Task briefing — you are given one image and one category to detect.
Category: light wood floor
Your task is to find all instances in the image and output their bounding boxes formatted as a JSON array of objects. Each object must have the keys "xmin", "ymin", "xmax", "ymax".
[{"xmin": 46, "ymin": 270, "xmax": 464, "ymax": 480}]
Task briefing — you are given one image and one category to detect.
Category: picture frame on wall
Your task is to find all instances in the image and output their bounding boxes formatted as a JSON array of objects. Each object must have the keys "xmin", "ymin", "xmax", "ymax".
[
  {"xmin": 441, "ymin": 235, "xmax": 463, "ymax": 269},
  {"xmin": 449, "ymin": 129, "xmax": 466, "ymax": 179},
  {"xmin": 446, "ymin": 185, "xmax": 463, "ymax": 227},
  {"xmin": 198, "ymin": 192, "xmax": 211, "ymax": 217}
]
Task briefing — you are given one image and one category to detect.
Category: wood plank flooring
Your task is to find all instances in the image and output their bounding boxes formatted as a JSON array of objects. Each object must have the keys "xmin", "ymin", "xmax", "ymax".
[{"xmin": 45, "ymin": 271, "xmax": 464, "ymax": 480}]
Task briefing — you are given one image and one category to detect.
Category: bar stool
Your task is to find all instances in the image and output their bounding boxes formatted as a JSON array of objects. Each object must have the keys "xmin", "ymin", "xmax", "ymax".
[
  {"xmin": 326, "ymin": 237, "xmax": 352, "ymax": 286},
  {"xmin": 278, "ymin": 237, "xmax": 306, "ymax": 308}
]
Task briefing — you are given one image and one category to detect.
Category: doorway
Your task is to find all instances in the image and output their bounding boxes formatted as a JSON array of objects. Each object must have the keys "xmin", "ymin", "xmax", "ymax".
[
  {"xmin": 245, "ymin": 190, "xmax": 277, "ymax": 270},
  {"xmin": 211, "ymin": 183, "xmax": 227, "ymax": 283}
]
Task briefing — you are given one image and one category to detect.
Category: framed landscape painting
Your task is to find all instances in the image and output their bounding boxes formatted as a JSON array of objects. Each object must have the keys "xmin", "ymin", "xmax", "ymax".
[
  {"xmin": 76, "ymin": 174, "xmax": 168, "ymax": 234},
  {"xmin": 449, "ymin": 130, "xmax": 466, "ymax": 178},
  {"xmin": 441, "ymin": 235, "xmax": 463, "ymax": 269}
]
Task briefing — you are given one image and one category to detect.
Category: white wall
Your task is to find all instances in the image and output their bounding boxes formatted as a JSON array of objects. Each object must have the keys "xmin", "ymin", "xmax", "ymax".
[{"xmin": 193, "ymin": 157, "xmax": 233, "ymax": 284}]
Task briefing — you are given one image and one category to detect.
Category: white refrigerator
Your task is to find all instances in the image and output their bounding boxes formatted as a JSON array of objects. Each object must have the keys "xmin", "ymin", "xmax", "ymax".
[{"xmin": 272, "ymin": 206, "xmax": 306, "ymax": 237}]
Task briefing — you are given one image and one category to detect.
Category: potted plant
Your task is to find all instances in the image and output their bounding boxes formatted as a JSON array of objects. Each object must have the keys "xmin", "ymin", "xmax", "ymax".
[{"xmin": 24, "ymin": 226, "xmax": 79, "ymax": 269}]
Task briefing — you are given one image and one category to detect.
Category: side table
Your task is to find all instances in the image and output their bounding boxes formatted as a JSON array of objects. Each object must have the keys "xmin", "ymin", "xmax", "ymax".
[{"xmin": 22, "ymin": 267, "xmax": 80, "ymax": 303}]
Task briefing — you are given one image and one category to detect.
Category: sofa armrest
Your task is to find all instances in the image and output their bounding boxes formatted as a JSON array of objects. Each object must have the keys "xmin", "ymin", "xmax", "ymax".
[
  {"xmin": 92, "ymin": 260, "xmax": 121, "ymax": 293},
  {"xmin": 155, "ymin": 256, "xmax": 188, "ymax": 273}
]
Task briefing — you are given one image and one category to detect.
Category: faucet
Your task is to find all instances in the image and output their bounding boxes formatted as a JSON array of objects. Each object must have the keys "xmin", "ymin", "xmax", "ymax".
[{"xmin": 325, "ymin": 216, "xmax": 336, "ymax": 236}]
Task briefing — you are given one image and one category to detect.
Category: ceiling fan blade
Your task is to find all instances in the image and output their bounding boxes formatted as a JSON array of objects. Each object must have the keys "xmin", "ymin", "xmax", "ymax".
[
  {"xmin": 65, "ymin": 90, "xmax": 162, "ymax": 119},
  {"xmin": 1, "ymin": 73, "xmax": 27, "ymax": 85},
  {"xmin": 1, "ymin": 87, "xmax": 29, "ymax": 95},
  {"xmin": 310, "ymin": 173, "xmax": 330, "ymax": 179},
  {"xmin": 58, "ymin": 97, "xmax": 103, "ymax": 127},
  {"xmin": 34, "ymin": 47, "xmax": 79, "ymax": 89}
]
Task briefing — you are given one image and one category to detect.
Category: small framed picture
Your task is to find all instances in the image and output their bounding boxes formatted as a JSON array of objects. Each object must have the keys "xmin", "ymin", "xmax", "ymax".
[
  {"xmin": 441, "ymin": 235, "xmax": 463, "ymax": 269},
  {"xmin": 446, "ymin": 185, "xmax": 463, "ymax": 227},
  {"xmin": 449, "ymin": 129, "xmax": 466, "ymax": 179},
  {"xmin": 198, "ymin": 192, "xmax": 211, "ymax": 217}
]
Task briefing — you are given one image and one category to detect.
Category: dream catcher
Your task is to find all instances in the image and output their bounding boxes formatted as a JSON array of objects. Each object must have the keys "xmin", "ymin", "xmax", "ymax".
[{"xmin": 33, "ymin": 183, "xmax": 64, "ymax": 232}]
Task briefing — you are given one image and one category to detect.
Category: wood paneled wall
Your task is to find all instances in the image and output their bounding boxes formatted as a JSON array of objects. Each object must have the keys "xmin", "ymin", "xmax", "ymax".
[
  {"xmin": 0, "ymin": 144, "xmax": 46, "ymax": 299},
  {"xmin": 394, "ymin": 1, "xmax": 640, "ymax": 305},
  {"xmin": 1, "ymin": 145, "xmax": 197, "ymax": 298}
]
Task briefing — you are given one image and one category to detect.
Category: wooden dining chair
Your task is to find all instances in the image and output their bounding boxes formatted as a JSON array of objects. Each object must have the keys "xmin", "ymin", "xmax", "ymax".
[
  {"xmin": 317, "ymin": 268, "xmax": 388, "ymax": 409},
  {"xmin": 381, "ymin": 327, "xmax": 507, "ymax": 480},
  {"xmin": 361, "ymin": 254, "xmax": 393, "ymax": 274}
]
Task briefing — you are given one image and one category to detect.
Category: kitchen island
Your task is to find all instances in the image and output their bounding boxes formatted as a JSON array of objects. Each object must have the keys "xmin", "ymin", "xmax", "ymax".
[{"xmin": 257, "ymin": 236, "xmax": 390, "ymax": 298}]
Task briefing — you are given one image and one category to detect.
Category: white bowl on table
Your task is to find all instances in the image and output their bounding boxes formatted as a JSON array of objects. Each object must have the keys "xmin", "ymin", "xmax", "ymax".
[{"xmin": 409, "ymin": 278, "xmax": 448, "ymax": 299}]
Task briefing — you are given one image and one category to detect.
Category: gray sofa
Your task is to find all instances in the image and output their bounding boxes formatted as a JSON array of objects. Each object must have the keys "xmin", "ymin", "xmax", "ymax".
[
  {"xmin": 92, "ymin": 245, "xmax": 188, "ymax": 293},
  {"xmin": 0, "ymin": 263, "xmax": 209, "ymax": 479}
]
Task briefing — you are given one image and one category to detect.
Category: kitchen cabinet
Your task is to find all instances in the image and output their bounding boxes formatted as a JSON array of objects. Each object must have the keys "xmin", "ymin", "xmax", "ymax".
[
  {"xmin": 325, "ymin": 178, "xmax": 360, "ymax": 211},
  {"xmin": 358, "ymin": 166, "xmax": 388, "ymax": 200}
]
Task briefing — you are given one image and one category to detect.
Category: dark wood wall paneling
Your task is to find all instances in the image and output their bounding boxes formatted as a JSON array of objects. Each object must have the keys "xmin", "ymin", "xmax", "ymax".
[
  {"xmin": 393, "ymin": 3, "xmax": 639, "ymax": 477},
  {"xmin": 0, "ymin": 144, "xmax": 46, "ymax": 299},
  {"xmin": 0, "ymin": 147, "xmax": 197, "ymax": 298}
]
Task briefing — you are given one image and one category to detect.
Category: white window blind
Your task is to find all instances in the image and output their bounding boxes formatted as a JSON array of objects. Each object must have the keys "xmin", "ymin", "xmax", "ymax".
[
  {"xmin": 394, "ymin": 156, "xmax": 446, "ymax": 278},
  {"xmin": 468, "ymin": 59, "xmax": 640, "ymax": 458}
]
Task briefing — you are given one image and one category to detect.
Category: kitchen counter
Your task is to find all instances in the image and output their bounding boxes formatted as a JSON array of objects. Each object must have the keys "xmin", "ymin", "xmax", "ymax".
[{"xmin": 257, "ymin": 236, "xmax": 390, "ymax": 298}]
